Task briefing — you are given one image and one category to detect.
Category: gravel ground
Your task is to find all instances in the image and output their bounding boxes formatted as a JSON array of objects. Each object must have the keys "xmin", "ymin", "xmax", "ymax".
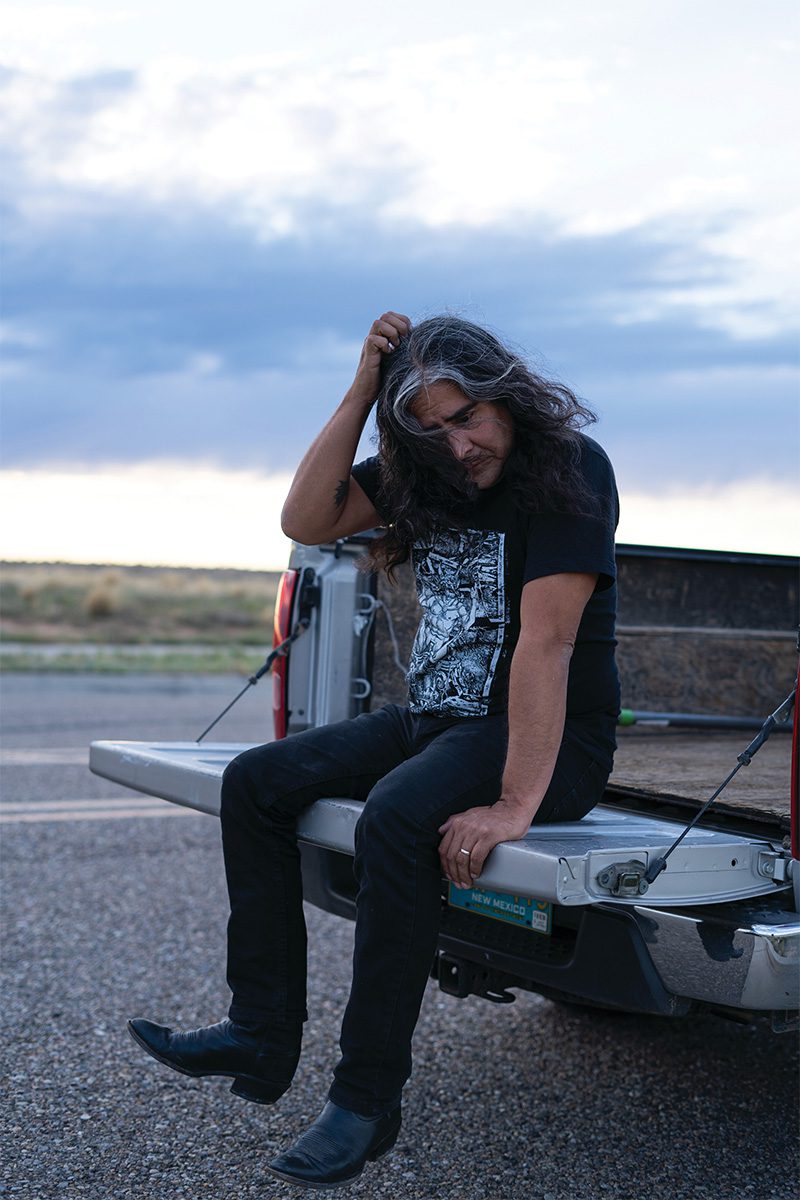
[{"xmin": 1, "ymin": 675, "xmax": 798, "ymax": 1200}]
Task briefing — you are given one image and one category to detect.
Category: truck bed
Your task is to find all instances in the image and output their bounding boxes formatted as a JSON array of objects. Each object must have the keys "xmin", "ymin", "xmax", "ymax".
[{"xmin": 609, "ymin": 727, "xmax": 791, "ymax": 835}]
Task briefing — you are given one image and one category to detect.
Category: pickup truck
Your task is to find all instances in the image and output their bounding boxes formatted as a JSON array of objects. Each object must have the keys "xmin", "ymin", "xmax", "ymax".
[{"xmin": 90, "ymin": 540, "xmax": 800, "ymax": 1030}]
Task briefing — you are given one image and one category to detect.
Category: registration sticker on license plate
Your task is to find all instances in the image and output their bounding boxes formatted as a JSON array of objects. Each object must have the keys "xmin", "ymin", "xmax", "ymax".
[{"xmin": 448, "ymin": 884, "xmax": 552, "ymax": 935}]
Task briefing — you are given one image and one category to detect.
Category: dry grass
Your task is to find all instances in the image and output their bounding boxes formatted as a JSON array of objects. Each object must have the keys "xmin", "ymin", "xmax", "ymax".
[
  {"xmin": 0, "ymin": 646, "xmax": 265, "ymax": 673},
  {"xmin": 1, "ymin": 562, "xmax": 281, "ymax": 652}
]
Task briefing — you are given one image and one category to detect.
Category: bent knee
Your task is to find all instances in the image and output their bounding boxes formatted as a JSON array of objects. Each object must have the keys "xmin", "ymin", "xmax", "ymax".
[
  {"xmin": 220, "ymin": 744, "xmax": 276, "ymax": 818},
  {"xmin": 220, "ymin": 757, "xmax": 247, "ymax": 824},
  {"xmin": 221, "ymin": 749, "xmax": 255, "ymax": 797}
]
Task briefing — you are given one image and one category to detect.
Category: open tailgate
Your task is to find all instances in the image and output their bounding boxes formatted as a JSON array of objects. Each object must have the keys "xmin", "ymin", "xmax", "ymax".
[{"xmin": 90, "ymin": 739, "xmax": 790, "ymax": 909}]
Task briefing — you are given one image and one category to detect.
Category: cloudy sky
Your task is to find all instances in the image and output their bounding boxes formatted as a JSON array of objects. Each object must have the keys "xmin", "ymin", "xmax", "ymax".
[{"xmin": 1, "ymin": 0, "xmax": 797, "ymax": 568}]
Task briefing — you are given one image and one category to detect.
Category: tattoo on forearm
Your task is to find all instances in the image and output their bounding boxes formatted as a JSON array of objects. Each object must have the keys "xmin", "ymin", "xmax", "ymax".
[{"xmin": 334, "ymin": 479, "xmax": 348, "ymax": 509}]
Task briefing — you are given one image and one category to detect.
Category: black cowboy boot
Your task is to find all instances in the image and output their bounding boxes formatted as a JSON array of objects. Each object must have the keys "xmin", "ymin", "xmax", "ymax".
[
  {"xmin": 267, "ymin": 1100, "xmax": 401, "ymax": 1188},
  {"xmin": 127, "ymin": 1017, "xmax": 300, "ymax": 1104}
]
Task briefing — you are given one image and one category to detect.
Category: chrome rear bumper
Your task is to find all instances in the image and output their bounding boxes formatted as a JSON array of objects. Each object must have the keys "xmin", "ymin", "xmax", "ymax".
[{"xmin": 631, "ymin": 906, "xmax": 800, "ymax": 1011}]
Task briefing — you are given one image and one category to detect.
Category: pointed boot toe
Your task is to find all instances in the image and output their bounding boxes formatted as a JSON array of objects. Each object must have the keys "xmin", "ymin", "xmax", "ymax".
[
  {"xmin": 268, "ymin": 1100, "xmax": 401, "ymax": 1189},
  {"xmin": 128, "ymin": 1017, "xmax": 193, "ymax": 1073}
]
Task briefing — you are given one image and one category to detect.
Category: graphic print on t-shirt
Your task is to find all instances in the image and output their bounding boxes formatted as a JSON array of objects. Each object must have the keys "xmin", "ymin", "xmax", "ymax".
[{"xmin": 408, "ymin": 528, "xmax": 506, "ymax": 717}]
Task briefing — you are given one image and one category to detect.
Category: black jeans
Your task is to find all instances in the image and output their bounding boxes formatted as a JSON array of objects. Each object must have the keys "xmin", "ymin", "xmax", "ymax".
[{"xmin": 219, "ymin": 704, "xmax": 613, "ymax": 1117}]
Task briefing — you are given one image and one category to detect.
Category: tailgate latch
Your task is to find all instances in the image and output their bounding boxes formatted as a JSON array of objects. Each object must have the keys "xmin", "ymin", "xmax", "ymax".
[{"xmin": 596, "ymin": 859, "xmax": 650, "ymax": 897}]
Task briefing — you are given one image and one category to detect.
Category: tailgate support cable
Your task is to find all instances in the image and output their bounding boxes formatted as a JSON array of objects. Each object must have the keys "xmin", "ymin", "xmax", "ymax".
[
  {"xmin": 643, "ymin": 682, "xmax": 797, "ymax": 887},
  {"xmin": 195, "ymin": 618, "xmax": 310, "ymax": 743}
]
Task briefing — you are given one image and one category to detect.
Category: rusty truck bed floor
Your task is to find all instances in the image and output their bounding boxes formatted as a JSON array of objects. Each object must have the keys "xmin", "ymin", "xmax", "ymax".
[{"xmin": 608, "ymin": 726, "xmax": 792, "ymax": 834}]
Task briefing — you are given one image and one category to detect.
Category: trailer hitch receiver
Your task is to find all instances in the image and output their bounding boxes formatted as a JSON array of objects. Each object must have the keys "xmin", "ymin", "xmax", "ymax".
[{"xmin": 432, "ymin": 953, "xmax": 517, "ymax": 1004}]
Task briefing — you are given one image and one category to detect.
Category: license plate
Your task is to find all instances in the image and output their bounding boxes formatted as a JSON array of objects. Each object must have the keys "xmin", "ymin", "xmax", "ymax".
[{"xmin": 448, "ymin": 884, "xmax": 552, "ymax": 935}]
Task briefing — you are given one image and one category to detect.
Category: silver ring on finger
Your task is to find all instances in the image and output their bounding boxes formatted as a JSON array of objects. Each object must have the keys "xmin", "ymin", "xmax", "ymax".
[{"xmin": 459, "ymin": 848, "xmax": 471, "ymax": 856}]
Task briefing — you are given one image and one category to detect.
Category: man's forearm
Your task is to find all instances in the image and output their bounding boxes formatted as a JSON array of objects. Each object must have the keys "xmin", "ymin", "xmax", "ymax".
[
  {"xmin": 281, "ymin": 311, "xmax": 410, "ymax": 543},
  {"xmin": 501, "ymin": 635, "xmax": 573, "ymax": 822},
  {"xmin": 280, "ymin": 394, "xmax": 372, "ymax": 542},
  {"xmin": 438, "ymin": 572, "xmax": 594, "ymax": 888}
]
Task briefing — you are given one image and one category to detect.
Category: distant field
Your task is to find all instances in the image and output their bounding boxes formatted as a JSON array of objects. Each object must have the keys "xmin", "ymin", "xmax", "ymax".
[{"xmin": 0, "ymin": 562, "xmax": 281, "ymax": 672}]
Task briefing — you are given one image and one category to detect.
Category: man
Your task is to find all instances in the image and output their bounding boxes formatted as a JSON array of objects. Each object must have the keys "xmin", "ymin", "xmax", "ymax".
[{"xmin": 128, "ymin": 312, "xmax": 620, "ymax": 1189}]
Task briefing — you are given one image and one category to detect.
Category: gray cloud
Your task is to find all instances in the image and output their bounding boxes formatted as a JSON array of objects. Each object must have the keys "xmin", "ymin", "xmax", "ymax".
[{"xmin": 2, "ymin": 196, "xmax": 796, "ymax": 486}]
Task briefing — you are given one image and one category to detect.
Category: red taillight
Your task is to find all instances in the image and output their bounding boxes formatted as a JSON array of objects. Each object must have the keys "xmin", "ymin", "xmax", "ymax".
[
  {"xmin": 791, "ymin": 669, "xmax": 799, "ymax": 859},
  {"xmin": 272, "ymin": 569, "xmax": 299, "ymax": 740}
]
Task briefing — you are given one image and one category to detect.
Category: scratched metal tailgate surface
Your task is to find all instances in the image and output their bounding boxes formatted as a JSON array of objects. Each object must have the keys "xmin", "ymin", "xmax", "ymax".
[{"xmin": 89, "ymin": 740, "xmax": 789, "ymax": 908}]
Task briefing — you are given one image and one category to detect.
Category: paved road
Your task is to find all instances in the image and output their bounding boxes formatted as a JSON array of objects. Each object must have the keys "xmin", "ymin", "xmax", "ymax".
[{"xmin": 2, "ymin": 674, "xmax": 798, "ymax": 1200}]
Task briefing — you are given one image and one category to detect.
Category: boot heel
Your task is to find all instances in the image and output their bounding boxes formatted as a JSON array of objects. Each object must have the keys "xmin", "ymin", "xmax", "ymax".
[{"xmin": 230, "ymin": 1076, "xmax": 286, "ymax": 1105}]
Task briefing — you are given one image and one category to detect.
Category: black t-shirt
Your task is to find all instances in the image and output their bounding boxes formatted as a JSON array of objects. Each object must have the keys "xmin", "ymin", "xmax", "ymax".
[{"xmin": 351, "ymin": 435, "xmax": 620, "ymax": 758}]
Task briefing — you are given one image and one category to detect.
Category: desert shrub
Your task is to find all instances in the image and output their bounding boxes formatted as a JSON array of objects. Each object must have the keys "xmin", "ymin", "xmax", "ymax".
[{"xmin": 84, "ymin": 584, "xmax": 119, "ymax": 619}]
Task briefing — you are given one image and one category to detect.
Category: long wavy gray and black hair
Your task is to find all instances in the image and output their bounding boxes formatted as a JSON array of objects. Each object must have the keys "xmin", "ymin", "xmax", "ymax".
[{"xmin": 366, "ymin": 315, "xmax": 597, "ymax": 576}]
